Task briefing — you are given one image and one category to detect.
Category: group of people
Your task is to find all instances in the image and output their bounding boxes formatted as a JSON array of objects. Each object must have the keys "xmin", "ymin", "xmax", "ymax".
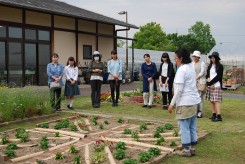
[{"xmin": 47, "ymin": 48, "xmax": 224, "ymax": 157}]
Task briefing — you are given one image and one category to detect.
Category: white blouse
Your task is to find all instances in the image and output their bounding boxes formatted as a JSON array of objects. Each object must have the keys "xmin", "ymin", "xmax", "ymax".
[
  {"xmin": 210, "ymin": 65, "xmax": 220, "ymax": 87},
  {"xmin": 64, "ymin": 65, "xmax": 78, "ymax": 81},
  {"xmin": 161, "ymin": 63, "xmax": 168, "ymax": 77}
]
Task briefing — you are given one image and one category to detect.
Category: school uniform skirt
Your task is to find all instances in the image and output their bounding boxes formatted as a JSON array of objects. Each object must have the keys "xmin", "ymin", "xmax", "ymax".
[
  {"xmin": 64, "ymin": 81, "xmax": 80, "ymax": 96},
  {"xmin": 206, "ymin": 87, "xmax": 222, "ymax": 102}
]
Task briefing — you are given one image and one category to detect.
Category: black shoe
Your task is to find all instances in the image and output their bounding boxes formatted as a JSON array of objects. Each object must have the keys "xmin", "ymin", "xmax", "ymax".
[
  {"xmin": 209, "ymin": 115, "xmax": 216, "ymax": 120},
  {"xmin": 67, "ymin": 105, "xmax": 70, "ymax": 109},
  {"xmin": 212, "ymin": 117, "xmax": 222, "ymax": 122},
  {"xmin": 69, "ymin": 106, "xmax": 74, "ymax": 110},
  {"xmin": 56, "ymin": 108, "xmax": 61, "ymax": 111},
  {"xmin": 115, "ymin": 103, "xmax": 118, "ymax": 106},
  {"xmin": 142, "ymin": 105, "xmax": 147, "ymax": 108},
  {"xmin": 112, "ymin": 103, "xmax": 115, "ymax": 107},
  {"xmin": 162, "ymin": 105, "xmax": 168, "ymax": 110},
  {"xmin": 147, "ymin": 105, "xmax": 152, "ymax": 109}
]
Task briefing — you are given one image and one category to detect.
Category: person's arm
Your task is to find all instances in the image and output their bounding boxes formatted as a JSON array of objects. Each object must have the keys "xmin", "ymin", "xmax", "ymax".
[
  {"xmin": 58, "ymin": 65, "xmax": 64, "ymax": 81},
  {"xmin": 47, "ymin": 64, "xmax": 56, "ymax": 81},
  {"xmin": 197, "ymin": 62, "xmax": 206, "ymax": 79},
  {"xmin": 207, "ymin": 65, "xmax": 223, "ymax": 86},
  {"xmin": 64, "ymin": 67, "xmax": 70, "ymax": 80},
  {"xmin": 159, "ymin": 63, "xmax": 162, "ymax": 84},
  {"xmin": 168, "ymin": 83, "xmax": 184, "ymax": 113},
  {"xmin": 74, "ymin": 67, "xmax": 78, "ymax": 81},
  {"xmin": 117, "ymin": 60, "xmax": 122, "ymax": 77},
  {"xmin": 141, "ymin": 63, "xmax": 148, "ymax": 79},
  {"xmin": 151, "ymin": 63, "xmax": 157, "ymax": 79},
  {"xmin": 167, "ymin": 63, "xmax": 174, "ymax": 83}
]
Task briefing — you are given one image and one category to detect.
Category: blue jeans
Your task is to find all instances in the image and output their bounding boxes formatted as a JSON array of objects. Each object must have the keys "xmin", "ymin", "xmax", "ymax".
[{"xmin": 179, "ymin": 114, "xmax": 197, "ymax": 147}]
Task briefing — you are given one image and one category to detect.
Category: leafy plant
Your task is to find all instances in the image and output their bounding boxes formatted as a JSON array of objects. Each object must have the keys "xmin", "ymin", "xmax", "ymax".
[
  {"xmin": 40, "ymin": 136, "xmax": 49, "ymax": 150},
  {"xmin": 69, "ymin": 124, "xmax": 78, "ymax": 131},
  {"xmin": 36, "ymin": 160, "xmax": 45, "ymax": 164},
  {"xmin": 170, "ymin": 141, "xmax": 177, "ymax": 147},
  {"xmin": 118, "ymin": 117, "xmax": 124, "ymax": 123},
  {"xmin": 156, "ymin": 137, "xmax": 165, "ymax": 146},
  {"xmin": 2, "ymin": 136, "xmax": 8, "ymax": 144},
  {"xmin": 4, "ymin": 149, "xmax": 16, "ymax": 159},
  {"xmin": 15, "ymin": 129, "xmax": 29, "ymax": 143},
  {"xmin": 164, "ymin": 123, "xmax": 174, "ymax": 130},
  {"xmin": 94, "ymin": 140, "xmax": 106, "ymax": 152},
  {"xmin": 116, "ymin": 141, "xmax": 126, "ymax": 150},
  {"xmin": 15, "ymin": 128, "xmax": 26, "ymax": 138},
  {"xmin": 91, "ymin": 117, "xmax": 98, "ymax": 126},
  {"xmin": 54, "ymin": 152, "xmax": 64, "ymax": 160},
  {"xmin": 70, "ymin": 145, "xmax": 78, "ymax": 154},
  {"xmin": 138, "ymin": 152, "xmax": 152, "ymax": 163},
  {"xmin": 54, "ymin": 132, "xmax": 60, "ymax": 137},
  {"xmin": 73, "ymin": 156, "xmax": 81, "ymax": 164},
  {"xmin": 148, "ymin": 147, "xmax": 161, "ymax": 157},
  {"xmin": 91, "ymin": 151, "xmax": 105, "ymax": 164},
  {"xmin": 131, "ymin": 131, "xmax": 139, "ymax": 141},
  {"xmin": 39, "ymin": 123, "xmax": 49, "ymax": 128},
  {"xmin": 140, "ymin": 123, "xmax": 147, "ymax": 131},
  {"xmin": 104, "ymin": 120, "xmax": 109, "ymax": 125},
  {"xmin": 6, "ymin": 143, "xmax": 17, "ymax": 150},
  {"xmin": 123, "ymin": 158, "xmax": 138, "ymax": 164},
  {"xmin": 99, "ymin": 124, "xmax": 104, "ymax": 130},
  {"xmin": 124, "ymin": 129, "xmax": 132, "ymax": 134},
  {"xmin": 156, "ymin": 126, "xmax": 165, "ymax": 133},
  {"xmin": 114, "ymin": 149, "xmax": 126, "ymax": 160},
  {"xmin": 54, "ymin": 119, "xmax": 70, "ymax": 129},
  {"xmin": 173, "ymin": 129, "xmax": 179, "ymax": 137},
  {"xmin": 153, "ymin": 131, "xmax": 161, "ymax": 138}
]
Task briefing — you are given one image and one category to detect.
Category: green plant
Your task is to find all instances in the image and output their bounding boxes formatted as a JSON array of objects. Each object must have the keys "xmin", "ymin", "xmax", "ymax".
[
  {"xmin": 2, "ymin": 136, "xmax": 8, "ymax": 144},
  {"xmin": 164, "ymin": 123, "xmax": 174, "ymax": 130},
  {"xmin": 156, "ymin": 126, "xmax": 165, "ymax": 133},
  {"xmin": 99, "ymin": 124, "xmax": 104, "ymax": 130},
  {"xmin": 116, "ymin": 141, "xmax": 126, "ymax": 150},
  {"xmin": 54, "ymin": 132, "xmax": 60, "ymax": 137},
  {"xmin": 173, "ymin": 129, "xmax": 179, "ymax": 137},
  {"xmin": 54, "ymin": 152, "xmax": 64, "ymax": 160},
  {"xmin": 148, "ymin": 147, "xmax": 161, "ymax": 157},
  {"xmin": 36, "ymin": 160, "xmax": 45, "ymax": 164},
  {"xmin": 131, "ymin": 131, "xmax": 139, "ymax": 141},
  {"xmin": 140, "ymin": 123, "xmax": 147, "ymax": 131},
  {"xmin": 70, "ymin": 145, "xmax": 78, "ymax": 154},
  {"xmin": 94, "ymin": 140, "xmax": 106, "ymax": 152},
  {"xmin": 124, "ymin": 129, "xmax": 132, "ymax": 134},
  {"xmin": 40, "ymin": 136, "xmax": 49, "ymax": 150},
  {"xmin": 156, "ymin": 137, "xmax": 165, "ymax": 146},
  {"xmin": 114, "ymin": 149, "xmax": 126, "ymax": 160},
  {"xmin": 15, "ymin": 128, "xmax": 26, "ymax": 138},
  {"xmin": 138, "ymin": 152, "xmax": 152, "ymax": 163},
  {"xmin": 118, "ymin": 117, "xmax": 124, "ymax": 123},
  {"xmin": 104, "ymin": 120, "xmax": 109, "ymax": 125},
  {"xmin": 4, "ymin": 149, "xmax": 16, "ymax": 159},
  {"xmin": 170, "ymin": 141, "xmax": 177, "ymax": 147},
  {"xmin": 91, "ymin": 151, "xmax": 105, "ymax": 164},
  {"xmin": 39, "ymin": 123, "xmax": 49, "ymax": 128},
  {"xmin": 54, "ymin": 119, "xmax": 70, "ymax": 129},
  {"xmin": 73, "ymin": 156, "xmax": 81, "ymax": 164},
  {"xmin": 69, "ymin": 124, "xmax": 78, "ymax": 131},
  {"xmin": 91, "ymin": 117, "xmax": 98, "ymax": 126},
  {"xmin": 123, "ymin": 158, "xmax": 138, "ymax": 164},
  {"xmin": 153, "ymin": 131, "xmax": 161, "ymax": 138},
  {"xmin": 6, "ymin": 143, "xmax": 17, "ymax": 150}
]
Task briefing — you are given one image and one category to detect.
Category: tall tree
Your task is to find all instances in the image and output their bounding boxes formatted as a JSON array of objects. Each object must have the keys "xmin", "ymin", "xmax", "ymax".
[
  {"xmin": 133, "ymin": 22, "xmax": 175, "ymax": 51},
  {"xmin": 117, "ymin": 39, "xmax": 125, "ymax": 48},
  {"xmin": 188, "ymin": 21, "xmax": 216, "ymax": 54}
]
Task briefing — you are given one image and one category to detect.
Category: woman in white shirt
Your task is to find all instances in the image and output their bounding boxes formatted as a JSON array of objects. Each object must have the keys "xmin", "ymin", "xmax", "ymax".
[
  {"xmin": 206, "ymin": 52, "xmax": 224, "ymax": 122},
  {"xmin": 168, "ymin": 49, "xmax": 201, "ymax": 157},
  {"xmin": 64, "ymin": 57, "xmax": 80, "ymax": 109}
]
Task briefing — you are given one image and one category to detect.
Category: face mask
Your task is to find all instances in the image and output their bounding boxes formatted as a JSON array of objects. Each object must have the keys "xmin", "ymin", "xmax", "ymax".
[{"xmin": 94, "ymin": 56, "xmax": 99, "ymax": 61}]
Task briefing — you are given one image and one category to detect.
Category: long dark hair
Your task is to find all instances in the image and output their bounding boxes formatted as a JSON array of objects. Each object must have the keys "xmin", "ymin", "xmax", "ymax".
[
  {"xmin": 175, "ymin": 49, "xmax": 192, "ymax": 64},
  {"xmin": 66, "ymin": 56, "xmax": 77, "ymax": 67},
  {"xmin": 161, "ymin": 52, "xmax": 172, "ymax": 63},
  {"xmin": 208, "ymin": 56, "xmax": 221, "ymax": 73}
]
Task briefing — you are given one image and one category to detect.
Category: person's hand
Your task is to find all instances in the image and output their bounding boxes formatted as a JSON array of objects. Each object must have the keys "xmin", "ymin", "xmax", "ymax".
[
  {"xmin": 210, "ymin": 85, "xmax": 215, "ymax": 90},
  {"xmin": 55, "ymin": 78, "xmax": 60, "ymax": 83},
  {"xmin": 168, "ymin": 105, "xmax": 174, "ymax": 113},
  {"xmin": 148, "ymin": 77, "xmax": 152, "ymax": 82},
  {"xmin": 159, "ymin": 82, "xmax": 163, "ymax": 87},
  {"xmin": 164, "ymin": 82, "xmax": 168, "ymax": 87}
]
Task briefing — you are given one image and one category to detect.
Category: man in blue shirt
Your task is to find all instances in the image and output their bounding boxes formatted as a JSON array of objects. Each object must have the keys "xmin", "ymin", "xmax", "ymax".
[{"xmin": 47, "ymin": 53, "xmax": 64, "ymax": 111}]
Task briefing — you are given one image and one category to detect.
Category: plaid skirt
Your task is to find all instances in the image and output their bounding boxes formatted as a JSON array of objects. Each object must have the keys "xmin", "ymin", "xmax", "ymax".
[
  {"xmin": 206, "ymin": 87, "xmax": 222, "ymax": 102},
  {"xmin": 64, "ymin": 81, "xmax": 80, "ymax": 96}
]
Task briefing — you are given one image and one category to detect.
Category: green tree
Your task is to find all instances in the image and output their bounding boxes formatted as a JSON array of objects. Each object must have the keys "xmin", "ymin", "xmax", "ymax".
[
  {"xmin": 133, "ymin": 22, "xmax": 175, "ymax": 51},
  {"xmin": 117, "ymin": 39, "xmax": 125, "ymax": 48},
  {"xmin": 188, "ymin": 21, "xmax": 216, "ymax": 54}
]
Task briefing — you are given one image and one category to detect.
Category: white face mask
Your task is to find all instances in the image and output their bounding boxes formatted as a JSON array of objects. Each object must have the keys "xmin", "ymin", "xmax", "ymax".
[{"xmin": 94, "ymin": 56, "xmax": 99, "ymax": 61}]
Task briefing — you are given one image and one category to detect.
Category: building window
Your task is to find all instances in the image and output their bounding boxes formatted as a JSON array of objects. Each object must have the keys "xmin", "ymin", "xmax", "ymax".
[
  {"xmin": 25, "ymin": 29, "xmax": 37, "ymax": 40},
  {"xmin": 83, "ymin": 45, "xmax": 92, "ymax": 59},
  {"xmin": 0, "ymin": 26, "xmax": 6, "ymax": 38},
  {"xmin": 8, "ymin": 27, "xmax": 22, "ymax": 38},
  {"xmin": 0, "ymin": 42, "xmax": 6, "ymax": 84},
  {"xmin": 38, "ymin": 30, "xmax": 50, "ymax": 41}
]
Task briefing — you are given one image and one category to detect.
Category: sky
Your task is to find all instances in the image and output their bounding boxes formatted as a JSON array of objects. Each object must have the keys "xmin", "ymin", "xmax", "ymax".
[{"xmin": 61, "ymin": 0, "xmax": 245, "ymax": 62}]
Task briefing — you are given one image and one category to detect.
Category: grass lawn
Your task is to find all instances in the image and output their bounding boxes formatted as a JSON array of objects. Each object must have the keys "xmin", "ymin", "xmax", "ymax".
[{"xmin": 222, "ymin": 85, "xmax": 245, "ymax": 95}]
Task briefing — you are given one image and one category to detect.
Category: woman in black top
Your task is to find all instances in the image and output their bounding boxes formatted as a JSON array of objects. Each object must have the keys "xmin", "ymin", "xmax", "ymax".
[{"xmin": 158, "ymin": 53, "xmax": 175, "ymax": 110}]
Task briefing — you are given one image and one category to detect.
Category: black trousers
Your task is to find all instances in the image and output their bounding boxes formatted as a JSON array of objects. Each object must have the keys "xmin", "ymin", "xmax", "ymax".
[
  {"xmin": 161, "ymin": 76, "xmax": 173, "ymax": 105},
  {"xmin": 109, "ymin": 80, "xmax": 121, "ymax": 103},
  {"xmin": 50, "ymin": 87, "xmax": 61, "ymax": 110},
  {"xmin": 90, "ymin": 80, "xmax": 102, "ymax": 106}
]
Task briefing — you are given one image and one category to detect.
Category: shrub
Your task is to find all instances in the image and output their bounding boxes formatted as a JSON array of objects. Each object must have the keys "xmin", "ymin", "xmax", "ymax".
[
  {"xmin": 91, "ymin": 117, "xmax": 98, "ymax": 126},
  {"xmin": 1, "ymin": 136, "xmax": 8, "ymax": 144},
  {"xmin": 54, "ymin": 119, "xmax": 70, "ymax": 129},
  {"xmin": 138, "ymin": 152, "xmax": 151, "ymax": 163},
  {"xmin": 153, "ymin": 131, "xmax": 161, "ymax": 138},
  {"xmin": 15, "ymin": 128, "xmax": 29, "ymax": 142},
  {"xmin": 124, "ymin": 129, "xmax": 132, "ymax": 134},
  {"xmin": 131, "ymin": 131, "xmax": 139, "ymax": 141},
  {"xmin": 164, "ymin": 123, "xmax": 174, "ymax": 130},
  {"xmin": 54, "ymin": 132, "xmax": 60, "ymax": 137},
  {"xmin": 91, "ymin": 152, "xmax": 105, "ymax": 164},
  {"xmin": 4, "ymin": 150, "xmax": 16, "ymax": 159},
  {"xmin": 123, "ymin": 158, "xmax": 138, "ymax": 164},
  {"xmin": 104, "ymin": 120, "xmax": 109, "ymax": 125},
  {"xmin": 118, "ymin": 117, "xmax": 124, "ymax": 123},
  {"xmin": 99, "ymin": 124, "xmax": 104, "ymax": 130},
  {"xmin": 173, "ymin": 129, "xmax": 179, "ymax": 137},
  {"xmin": 40, "ymin": 136, "xmax": 49, "ymax": 150},
  {"xmin": 140, "ymin": 123, "xmax": 147, "ymax": 131},
  {"xmin": 6, "ymin": 143, "xmax": 17, "ymax": 150},
  {"xmin": 39, "ymin": 123, "xmax": 49, "ymax": 128},
  {"xmin": 114, "ymin": 149, "xmax": 126, "ymax": 160},
  {"xmin": 70, "ymin": 145, "xmax": 78, "ymax": 154},
  {"xmin": 73, "ymin": 156, "xmax": 81, "ymax": 164},
  {"xmin": 156, "ymin": 126, "xmax": 165, "ymax": 133},
  {"xmin": 170, "ymin": 141, "xmax": 177, "ymax": 147},
  {"xmin": 148, "ymin": 147, "xmax": 161, "ymax": 157},
  {"xmin": 69, "ymin": 124, "xmax": 78, "ymax": 131},
  {"xmin": 94, "ymin": 140, "xmax": 106, "ymax": 152},
  {"xmin": 116, "ymin": 141, "xmax": 126, "ymax": 150},
  {"xmin": 54, "ymin": 152, "xmax": 64, "ymax": 160},
  {"xmin": 156, "ymin": 137, "xmax": 165, "ymax": 146}
]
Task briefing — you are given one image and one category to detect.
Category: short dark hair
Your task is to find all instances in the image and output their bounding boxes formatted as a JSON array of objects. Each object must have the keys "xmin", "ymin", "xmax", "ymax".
[
  {"xmin": 52, "ymin": 53, "xmax": 59, "ymax": 58},
  {"xmin": 161, "ymin": 52, "xmax": 172, "ymax": 63},
  {"xmin": 92, "ymin": 54, "xmax": 102, "ymax": 62},
  {"xmin": 111, "ymin": 50, "xmax": 118, "ymax": 59},
  {"xmin": 143, "ymin": 53, "xmax": 150, "ymax": 58},
  {"xmin": 67, "ymin": 56, "xmax": 77, "ymax": 67},
  {"xmin": 175, "ymin": 49, "xmax": 192, "ymax": 64}
]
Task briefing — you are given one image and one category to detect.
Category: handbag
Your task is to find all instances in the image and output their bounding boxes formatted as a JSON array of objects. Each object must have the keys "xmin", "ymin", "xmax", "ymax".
[
  {"xmin": 198, "ymin": 84, "xmax": 206, "ymax": 92},
  {"xmin": 50, "ymin": 82, "xmax": 61, "ymax": 89}
]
